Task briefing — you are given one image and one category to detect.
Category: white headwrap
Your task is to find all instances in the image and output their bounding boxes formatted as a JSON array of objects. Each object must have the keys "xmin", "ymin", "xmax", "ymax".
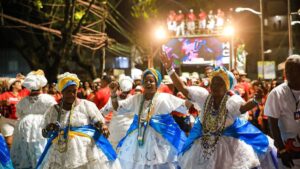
[
  {"xmin": 119, "ymin": 76, "xmax": 133, "ymax": 92},
  {"xmin": 23, "ymin": 70, "xmax": 47, "ymax": 91}
]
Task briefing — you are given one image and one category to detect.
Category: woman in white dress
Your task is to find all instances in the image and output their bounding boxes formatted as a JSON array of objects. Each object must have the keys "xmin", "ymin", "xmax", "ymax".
[
  {"xmin": 100, "ymin": 76, "xmax": 135, "ymax": 149},
  {"xmin": 160, "ymin": 53, "xmax": 278, "ymax": 169},
  {"xmin": 37, "ymin": 72, "xmax": 120, "ymax": 169},
  {"xmin": 10, "ymin": 70, "xmax": 57, "ymax": 169},
  {"xmin": 109, "ymin": 68, "xmax": 190, "ymax": 169}
]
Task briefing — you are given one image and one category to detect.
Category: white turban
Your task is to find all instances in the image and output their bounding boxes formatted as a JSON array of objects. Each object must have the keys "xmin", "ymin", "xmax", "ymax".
[
  {"xmin": 23, "ymin": 70, "xmax": 48, "ymax": 91},
  {"xmin": 119, "ymin": 76, "xmax": 133, "ymax": 92}
]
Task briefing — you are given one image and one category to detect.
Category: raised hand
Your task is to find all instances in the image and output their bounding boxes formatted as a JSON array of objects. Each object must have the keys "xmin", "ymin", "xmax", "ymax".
[
  {"xmin": 42, "ymin": 122, "xmax": 60, "ymax": 138},
  {"xmin": 109, "ymin": 81, "xmax": 119, "ymax": 94},
  {"xmin": 159, "ymin": 52, "xmax": 173, "ymax": 70}
]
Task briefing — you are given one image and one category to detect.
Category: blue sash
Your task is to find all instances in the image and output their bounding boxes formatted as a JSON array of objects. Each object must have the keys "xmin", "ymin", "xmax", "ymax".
[
  {"xmin": 117, "ymin": 114, "xmax": 187, "ymax": 151},
  {"xmin": 36, "ymin": 125, "xmax": 116, "ymax": 169},
  {"xmin": 181, "ymin": 117, "xmax": 269, "ymax": 155},
  {"xmin": 0, "ymin": 135, "xmax": 14, "ymax": 169}
]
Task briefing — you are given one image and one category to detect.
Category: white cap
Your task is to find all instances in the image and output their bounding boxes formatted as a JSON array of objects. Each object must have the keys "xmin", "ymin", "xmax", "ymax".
[
  {"xmin": 191, "ymin": 72, "xmax": 199, "ymax": 79},
  {"xmin": 131, "ymin": 68, "xmax": 143, "ymax": 80},
  {"xmin": 135, "ymin": 85, "xmax": 142, "ymax": 91},
  {"xmin": 119, "ymin": 76, "xmax": 133, "ymax": 92},
  {"xmin": 239, "ymin": 70, "xmax": 247, "ymax": 75}
]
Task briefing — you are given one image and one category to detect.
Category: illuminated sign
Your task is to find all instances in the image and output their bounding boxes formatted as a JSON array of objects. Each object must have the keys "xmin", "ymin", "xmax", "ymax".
[{"xmin": 163, "ymin": 36, "xmax": 231, "ymax": 67}]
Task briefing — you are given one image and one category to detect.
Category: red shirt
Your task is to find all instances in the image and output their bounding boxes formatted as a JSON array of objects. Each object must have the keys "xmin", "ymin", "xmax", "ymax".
[
  {"xmin": 19, "ymin": 88, "xmax": 30, "ymax": 97},
  {"xmin": 158, "ymin": 84, "xmax": 173, "ymax": 94},
  {"xmin": 199, "ymin": 12, "xmax": 207, "ymax": 20},
  {"xmin": 234, "ymin": 82, "xmax": 250, "ymax": 101},
  {"xmin": 0, "ymin": 92, "xmax": 22, "ymax": 119},
  {"xmin": 187, "ymin": 13, "xmax": 196, "ymax": 21},
  {"xmin": 176, "ymin": 13, "xmax": 184, "ymax": 22},
  {"xmin": 94, "ymin": 86, "xmax": 111, "ymax": 109}
]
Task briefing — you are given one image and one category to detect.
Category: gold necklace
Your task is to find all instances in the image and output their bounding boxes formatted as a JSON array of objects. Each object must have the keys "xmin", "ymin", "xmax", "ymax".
[{"xmin": 201, "ymin": 94, "xmax": 228, "ymax": 159}]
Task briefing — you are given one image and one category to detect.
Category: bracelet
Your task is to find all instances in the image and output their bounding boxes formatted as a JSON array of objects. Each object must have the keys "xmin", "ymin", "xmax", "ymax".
[
  {"xmin": 167, "ymin": 67, "xmax": 175, "ymax": 76},
  {"xmin": 278, "ymin": 148, "xmax": 287, "ymax": 154}
]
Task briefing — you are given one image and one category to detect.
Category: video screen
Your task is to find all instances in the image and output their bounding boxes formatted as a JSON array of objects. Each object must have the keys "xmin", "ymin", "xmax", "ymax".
[
  {"xmin": 162, "ymin": 36, "xmax": 231, "ymax": 67},
  {"xmin": 115, "ymin": 57, "xmax": 129, "ymax": 69}
]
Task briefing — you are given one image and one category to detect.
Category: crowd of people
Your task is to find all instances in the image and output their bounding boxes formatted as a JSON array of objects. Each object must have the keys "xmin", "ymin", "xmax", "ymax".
[
  {"xmin": 166, "ymin": 8, "xmax": 234, "ymax": 36},
  {"xmin": 0, "ymin": 54, "xmax": 299, "ymax": 169}
]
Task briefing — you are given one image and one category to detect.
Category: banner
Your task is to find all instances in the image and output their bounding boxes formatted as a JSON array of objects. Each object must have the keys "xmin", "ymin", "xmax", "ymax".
[
  {"xmin": 257, "ymin": 61, "xmax": 276, "ymax": 79},
  {"xmin": 236, "ymin": 44, "xmax": 247, "ymax": 74}
]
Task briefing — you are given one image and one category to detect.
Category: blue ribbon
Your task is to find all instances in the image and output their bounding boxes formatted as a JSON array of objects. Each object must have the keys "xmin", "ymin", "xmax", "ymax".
[
  {"xmin": 36, "ymin": 125, "xmax": 116, "ymax": 169},
  {"xmin": 0, "ymin": 135, "xmax": 14, "ymax": 169},
  {"xmin": 117, "ymin": 114, "xmax": 187, "ymax": 151},
  {"xmin": 181, "ymin": 117, "xmax": 269, "ymax": 155}
]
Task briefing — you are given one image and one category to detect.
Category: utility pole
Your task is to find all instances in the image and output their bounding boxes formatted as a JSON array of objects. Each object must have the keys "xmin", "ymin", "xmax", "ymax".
[
  {"xmin": 259, "ymin": 0, "xmax": 265, "ymax": 79},
  {"xmin": 288, "ymin": 0, "xmax": 293, "ymax": 55}
]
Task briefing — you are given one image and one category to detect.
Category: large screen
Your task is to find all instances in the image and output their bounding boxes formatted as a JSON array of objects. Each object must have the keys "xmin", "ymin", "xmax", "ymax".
[{"xmin": 162, "ymin": 36, "xmax": 231, "ymax": 67}]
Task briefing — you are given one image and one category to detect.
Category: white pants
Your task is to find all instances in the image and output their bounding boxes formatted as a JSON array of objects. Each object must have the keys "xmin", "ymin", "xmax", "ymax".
[{"xmin": 0, "ymin": 117, "xmax": 17, "ymax": 137}]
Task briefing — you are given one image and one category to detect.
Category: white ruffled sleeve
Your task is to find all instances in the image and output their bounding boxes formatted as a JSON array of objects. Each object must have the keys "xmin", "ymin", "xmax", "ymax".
[
  {"xmin": 84, "ymin": 100, "xmax": 105, "ymax": 124},
  {"xmin": 186, "ymin": 86, "xmax": 209, "ymax": 111},
  {"xmin": 154, "ymin": 93, "xmax": 187, "ymax": 115},
  {"xmin": 117, "ymin": 94, "xmax": 141, "ymax": 115},
  {"xmin": 42, "ymin": 105, "xmax": 57, "ymax": 128},
  {"xmin": 226, "ymin": 94, "xmax": 245, "ymax": 117}
]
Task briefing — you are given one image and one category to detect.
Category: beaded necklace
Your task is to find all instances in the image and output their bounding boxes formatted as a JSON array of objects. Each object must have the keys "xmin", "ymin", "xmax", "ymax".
[
  {"xmin": 137, "ymin": 93, "xmax": 157, "ymax": 147},
  {"xmin": 56, "ymin": 100, "xmax": 76, "ymax": 153},
  {"xmin": 201, "ymin": 94, "xmax": 228, "ymax": 159}
]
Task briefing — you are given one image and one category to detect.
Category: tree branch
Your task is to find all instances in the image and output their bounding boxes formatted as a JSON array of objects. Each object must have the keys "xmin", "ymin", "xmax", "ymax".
[
  {"xmin": 72, "ymin": 0, "xmax": 95, "ymax": 35},
  {"xmin": 0, "ymin": 13, "xmax": 61, "ymax": 37}
]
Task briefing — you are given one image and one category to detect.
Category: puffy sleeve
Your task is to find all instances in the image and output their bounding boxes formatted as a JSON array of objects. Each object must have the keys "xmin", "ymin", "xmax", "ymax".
[
  {"xmin": 42, "ymin": 105, "xmax": 57, "ymax": 128},
  {"xmin": 117, "ymin": 94, "xmax": 140, "ymax": 115},
  {"xmin": 154, "ymin": 93, "xmax": 187, "ymax": 115},
  {"xmin": 84, "ymin": 100, "xmax": 105, "ymax": 124},
  {"xmin": 264, "ymin": 89, "xmax": 280, "ymax": 118},
  {"xmin": 186, "ymin": 86, "xmax": 209, "ymax": 110},
  {"xmin": 41, "ymin": 94, "xmax": 57, "ymax": 106},
  {"xmin": 226, "ymin": 94, "xmax": 245, "ymax": 117}
]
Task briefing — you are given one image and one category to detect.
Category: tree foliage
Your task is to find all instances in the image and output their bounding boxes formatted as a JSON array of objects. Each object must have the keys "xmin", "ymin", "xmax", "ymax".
[
  {"xmin": 131, "ymin": 0, "xmax": 157, "ymax": 19},
  {"xmin": 0, "ymin": 0, "xmax": 122, "ymax": 81}
]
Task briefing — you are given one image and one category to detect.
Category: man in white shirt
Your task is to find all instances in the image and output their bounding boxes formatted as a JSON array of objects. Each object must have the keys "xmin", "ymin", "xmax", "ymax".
[{"xmin": 265, "ymin": 55, "xmax": 300, "ymax": 169}]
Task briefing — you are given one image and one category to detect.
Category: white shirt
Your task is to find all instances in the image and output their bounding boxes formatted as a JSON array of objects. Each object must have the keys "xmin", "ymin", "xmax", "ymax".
[{"xmin": 264, "ymin": 83, "xmax": 300, "ymax": 142}]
